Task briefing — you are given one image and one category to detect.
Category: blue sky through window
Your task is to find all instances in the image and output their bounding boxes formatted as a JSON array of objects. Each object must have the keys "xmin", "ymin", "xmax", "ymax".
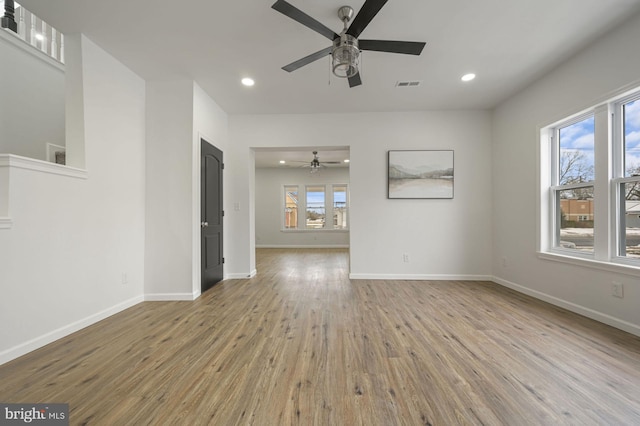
[
  {"xmin": 559, "ymin": 116, "xmax": 595, "ymax": 183},
  {"xmin": 334, "ymin": 187, "xmax": 346, "ymax": 208},
  {"xmin": 625, "ymin": 99, "xmax": 640, "ymax": 175},
  {"xmin": 306, "ymin": 188, "xmax": 325, "ymax": 213}
]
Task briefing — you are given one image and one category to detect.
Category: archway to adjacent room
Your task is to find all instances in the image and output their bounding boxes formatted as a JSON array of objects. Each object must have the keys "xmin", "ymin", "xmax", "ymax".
[{"xmin": 252, "ymin": 146, "xmax": 351, "ymax": 275}]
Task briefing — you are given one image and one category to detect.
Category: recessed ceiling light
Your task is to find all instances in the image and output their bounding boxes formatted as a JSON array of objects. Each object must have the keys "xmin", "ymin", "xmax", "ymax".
[
  {"xmin": 241, "ymin": 78, "xmax": 255, "ymax": 87},
  {"xmin": 279, "ymin": 160, "xmax": 286, "ymax": 164},
  {"xmin": 344, "ymin": 159, "xmax": 350, "ymax": 163},
  {"xmin": 461, "ymin": 73, "xmax": 476, "ymax": 82}
]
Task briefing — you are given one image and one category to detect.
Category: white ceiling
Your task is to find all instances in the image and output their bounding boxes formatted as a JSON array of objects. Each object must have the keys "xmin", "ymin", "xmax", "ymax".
[
  {"xmin": 18, "ymin": 0, "xmax": 640, "ymax": 116},
  {"xmin": 15, "ymin": 0, "xmax": 640, "ymax": 166}
]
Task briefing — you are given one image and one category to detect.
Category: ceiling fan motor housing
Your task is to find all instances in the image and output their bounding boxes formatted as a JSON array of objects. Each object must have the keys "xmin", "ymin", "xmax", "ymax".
[
  {"xmin": 272, "ymin": 0, "xmax": 426, "ymax": 87},
  {"xmin": 332, "ymin": 34, "xmax": 360, "ymax": 78}
]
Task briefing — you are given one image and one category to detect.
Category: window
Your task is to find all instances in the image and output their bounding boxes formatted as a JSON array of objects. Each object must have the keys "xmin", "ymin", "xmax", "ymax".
[
  {"xmin": 333, "ymin": 185, "xmax": 348, "ymax": 229},
  {"xmin": 306, "ymin": 185, "xmax": 326, "ymax": 229},
  {"xmin": 542, "ymin": 88, "xmax": 640, "ymax": 266},
  {"xmin": 551, "ymin": 115, "xmax": 595, "ymax": 254},
  {"xmin": 615, "ymin": 97, "xmax": 640, "ymax": 259},
  {"xmin": 284, "ymin": 185, "xmax": 298, "ymax": 229},
  {"xmin": 281, "ymin": 184, "xmax": 349, "ymax": 231}
]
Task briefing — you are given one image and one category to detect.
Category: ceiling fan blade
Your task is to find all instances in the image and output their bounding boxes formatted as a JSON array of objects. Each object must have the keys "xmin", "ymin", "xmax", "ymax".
[
  {"xmin": 348, "ymin": 72, "xmax": 362, "ymax": 88},
  {"xmin": 272, "ymin": 0, "xmax": 339, "ymax": 41},
  {"xmin": 359, "ymin": 40, "xmax": 426, "ymax": 55},
  {"xmin": 346, "ymin": 0, "xmax": 388, "ymax": 38},
  {"xmin": 282, "ymin": 46, "xmax": 332, "ymax": 72}
]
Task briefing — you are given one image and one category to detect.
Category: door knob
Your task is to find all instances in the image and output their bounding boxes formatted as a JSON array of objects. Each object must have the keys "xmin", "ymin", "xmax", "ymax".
[{"xmin": 201, "ymin": 221, "xmax": 209, "ymax": 228}]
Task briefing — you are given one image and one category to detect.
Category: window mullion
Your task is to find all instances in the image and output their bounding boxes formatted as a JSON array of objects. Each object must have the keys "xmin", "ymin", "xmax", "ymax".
[
  {"xmin": 593, "ymin": 105, "xmax": 611, "ymax": 261},
  {"xmin": 299, "ymin": 186, "xmax": 306, "ymax": 229},
  {"xmin": 326, "ymin": 184, "xmax": 334, "ymax": 230}
]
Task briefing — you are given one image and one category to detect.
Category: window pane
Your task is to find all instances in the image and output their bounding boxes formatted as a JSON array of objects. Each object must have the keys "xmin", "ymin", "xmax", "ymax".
[
  {"xmin": 284, "ymin": 185, "xmax": 298, "ymax": 229},
  {"xmin": 559, "ymin": 116, "xmax": 595, "ymax": 185},
  {"xmin": 306, "ymin": 185, "xmax": 325, "ymax": 229},
  {"xmin": 333, "ymin": 185, "xmax": 348, "ymax": 229},
  {"xmin": 557, "ymin": 187, "xmax": 594, "ymax": 253},
  {"xmin": 619, "ymin": 181, "xmax": 640, "ymax": 258},
  {"xmin": 624, "ymin": 99, "xmax": 640, "ymax": 177}
]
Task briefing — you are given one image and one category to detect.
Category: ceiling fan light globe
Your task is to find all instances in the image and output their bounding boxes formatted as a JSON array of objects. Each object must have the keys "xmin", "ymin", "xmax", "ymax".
[
  {"xmin": 333, "ymin": 62, "xmax": 358, "ymax": 78},
  {"xmin": 332, "ymin": 34, "xmax": 360, "ymax": 78}
]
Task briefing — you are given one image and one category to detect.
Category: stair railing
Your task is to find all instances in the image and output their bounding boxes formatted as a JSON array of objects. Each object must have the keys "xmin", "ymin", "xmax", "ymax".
[{"xmin": 2, "ymin": 0, "xmax": 64, "ymax": 63}]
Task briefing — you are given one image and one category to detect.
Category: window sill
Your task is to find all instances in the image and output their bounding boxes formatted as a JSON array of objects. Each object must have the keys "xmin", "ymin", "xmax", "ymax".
[
  {"xmin": 538, "ymin": 251, "xmax": 640, "ymax": 277},
  {"xmin": 281, "ymin": 229, "xmax": 349, "ymax": 233}
]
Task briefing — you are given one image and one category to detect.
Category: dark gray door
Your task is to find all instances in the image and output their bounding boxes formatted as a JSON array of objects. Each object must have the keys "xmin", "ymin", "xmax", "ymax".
[{"xmin": 201, "ymin": 139, "xmax": 223, "ymax": 292}]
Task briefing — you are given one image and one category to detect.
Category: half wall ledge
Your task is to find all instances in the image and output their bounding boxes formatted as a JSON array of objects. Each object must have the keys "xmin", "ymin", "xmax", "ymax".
[{"xmin": 0, "ymin": 154, "xmax": 88, "ymax": 229}]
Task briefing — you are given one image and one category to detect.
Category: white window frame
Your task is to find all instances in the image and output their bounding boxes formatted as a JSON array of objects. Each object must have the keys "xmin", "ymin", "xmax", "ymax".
[
  {"xmin": 611, "ymin": 92, "xmax": 640, "ymax": 265},
  {"xmin": 305, "ymin": 184, "xmax": 326, "ymax": 229},
  {"xmin": 547, "ymin": 112, "xmax": 597, "ymax": 260},
  {"xmin": 332, "ymin": 184, "xmax": 349, "ymax": 230},
  {"xmin": 539, "ymin": 88, "xmax": 640, "ymax": 273},
  {"xmin": 281, "ymin": 183, "xmax": 349, "ymax": 232},
  {"xmin": 283, "ymin": 185, "xmax": 299, "ymax": 230}
]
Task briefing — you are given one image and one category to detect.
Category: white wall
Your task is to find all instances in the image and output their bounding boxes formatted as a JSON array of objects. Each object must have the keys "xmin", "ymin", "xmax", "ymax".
[
  {"xmin": 255, "ymin": 167, "xmax": 350, "ymax": 247},
  {"xmin": 144, "ymin": 80, "xmax": 194, "ymax": 298},
  {"xmin": 144, "ymin": 81, "xmax": 228, "ymax": 299},
  {"xmin": 0, "ymin": 34, "xmax": 146, "ymax": 363},
  {"xmin": 192, "ymin": 82, "xmax": 229, "ymax": 293},
  {"xmin": 0, "ymin": 31, "xmax": 65, "ymax": 160},
  {"xmin": 229, "ymin": 111, "xmax": 493, "ymax": 279},
  {"xmin": 492, "ymin": 11, "xmax": 640, "ymax": 335}
]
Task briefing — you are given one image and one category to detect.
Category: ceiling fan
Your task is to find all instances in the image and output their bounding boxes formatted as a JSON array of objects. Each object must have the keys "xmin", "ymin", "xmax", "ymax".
[
  {"xmin": 271, "ymin": 0, "xmax": 426, "ymax": 88},
  {"xmin": 293, "ymin": 151, "xmax": 343, "ymax": 173}
]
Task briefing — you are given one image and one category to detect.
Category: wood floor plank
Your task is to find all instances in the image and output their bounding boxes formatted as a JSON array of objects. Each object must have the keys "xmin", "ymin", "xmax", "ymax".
[{"xmin": 1, "ymin": 248, "xmax": 640, "ymax": 425}]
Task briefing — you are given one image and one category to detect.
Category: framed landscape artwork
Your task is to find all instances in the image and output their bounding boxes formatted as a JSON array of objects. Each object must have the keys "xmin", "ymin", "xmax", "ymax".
[{"xmin": 388, "ymin": 150, "xmax": 454, "ymax": 199}]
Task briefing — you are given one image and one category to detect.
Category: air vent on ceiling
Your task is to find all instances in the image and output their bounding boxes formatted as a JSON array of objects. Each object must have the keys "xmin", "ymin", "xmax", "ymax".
[{"xmin": 396, "ymin": 80, "xmax": 422, "ymax": 87}]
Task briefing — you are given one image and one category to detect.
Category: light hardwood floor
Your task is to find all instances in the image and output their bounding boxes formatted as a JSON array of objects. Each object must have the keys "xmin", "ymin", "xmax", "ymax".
[{"xmin": 1, "ymin": 248, "xmax": 640, "ymax": 425}]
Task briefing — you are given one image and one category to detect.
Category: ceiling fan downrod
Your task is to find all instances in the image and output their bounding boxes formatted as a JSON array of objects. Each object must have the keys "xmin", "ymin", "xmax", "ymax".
[{"xmin": 333, "ymin": 6, "xmax": 359, "ymax": 78}]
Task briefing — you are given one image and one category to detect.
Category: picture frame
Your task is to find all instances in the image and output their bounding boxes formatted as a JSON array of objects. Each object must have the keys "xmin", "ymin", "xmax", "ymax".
[{"xmin": 388, "ymin": 150, "xmax": 454, "ymax": 199}]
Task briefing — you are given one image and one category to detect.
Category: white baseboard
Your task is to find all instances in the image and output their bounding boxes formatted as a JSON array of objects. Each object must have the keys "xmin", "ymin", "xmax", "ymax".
[
  {"xmin": 0, "ymin": 295, "xmax": 144, "ymax": 365},
  {"xmin": 349, "ymin": 273, "xmax": 493, "ymax": 281},
  {"xmin": 144, "ymin": 293, "xmax": 197, "ymax": 301},
  {"xmin": 256, "ymin": 245, "xmax": 349, "ymax": 249},
  {"xmin": 492, "ymin": 276, "xmax": 640, "ymax": 337},
  {"xmin": 226, "ymin": 269, "xmax": 257, "ymax": 279}
]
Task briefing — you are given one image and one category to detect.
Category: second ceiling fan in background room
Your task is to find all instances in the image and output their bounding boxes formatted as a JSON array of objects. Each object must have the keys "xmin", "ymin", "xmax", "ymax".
[
  {"xmin": 271, "ymin": 0, "xmax": 426, "ymax": 87},
  {"xmin": 292, "ymin": 151, "xmax": 342, "ymax": 173}
]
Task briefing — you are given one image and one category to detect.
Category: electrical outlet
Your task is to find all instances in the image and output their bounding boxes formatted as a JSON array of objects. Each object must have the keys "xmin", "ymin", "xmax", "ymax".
[
  {"xmin": 402, "ymin": 253, "xmax": 409, "ymax": 263},
  {"xmin": 612, "ymin": 282, "xmax": 624, "ymax": 298},
  {"xmin": 502, "ymin": 257, "xmax": 507, "ymax": 267},
  {"xmin": 122, "ymin": 273, "xmax": 128, "ymax": 285}
]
